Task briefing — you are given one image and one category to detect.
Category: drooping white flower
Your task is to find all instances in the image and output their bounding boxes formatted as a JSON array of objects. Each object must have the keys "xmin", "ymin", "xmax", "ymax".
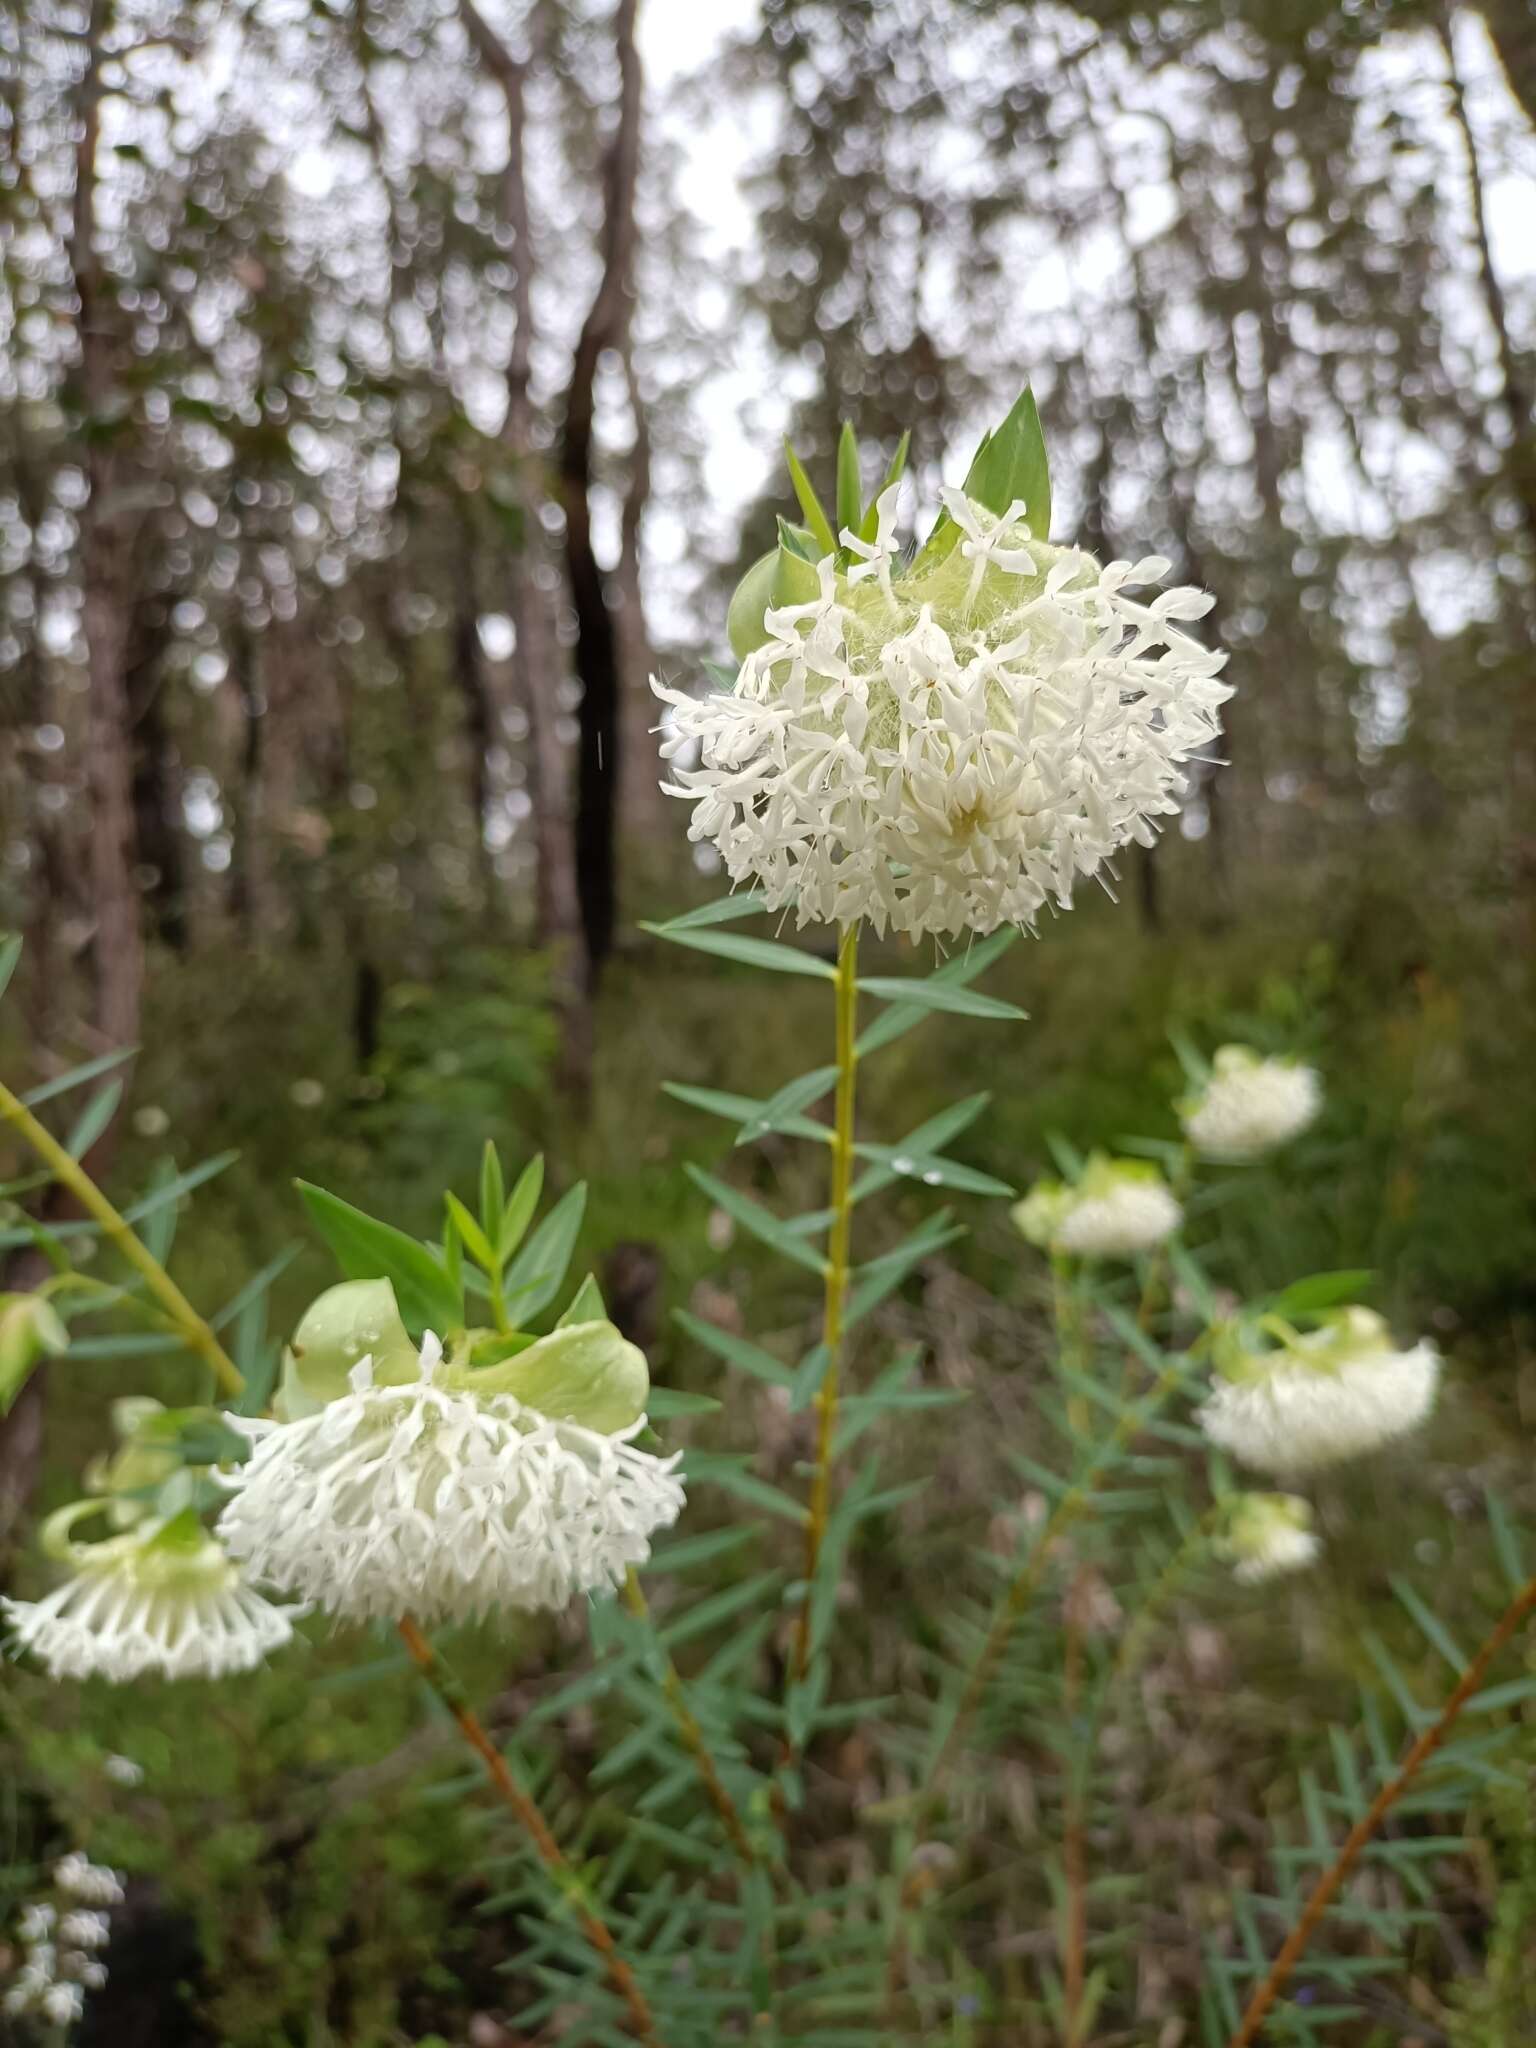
[
  {"xmin": 1180, "ymin": 1046, "xmax": 1321, "ymax": 1161},
  {"xmin": 1198, "ymin": 1308, "xmax": 1440, "ymax": 1474},
  {"xmin": 53, "ymin": 1855, "xmax": 123, "ymax": 1907},
  {"xmin": 218, "ymin": 1332, "xmax": 686, "ymax": 1628},
  {"xmin": 1012, "ymin": 1154, "xmax": 1182, "ymax": 1259},
  {"xmin": 1219, "ymin": 1493, "xmax": 1322, "ymax": 1584},
  {"xmin": 655, "ymin": 489, "xmax": 1230, "ymax": 939},
  {"xmin": 2, "ymin": 1507, "xmax": 299, "ymax": 1684}
]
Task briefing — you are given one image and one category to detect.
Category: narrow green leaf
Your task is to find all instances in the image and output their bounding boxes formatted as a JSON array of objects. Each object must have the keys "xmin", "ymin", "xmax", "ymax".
[
  {"xmin": 0, "ymin": 934, "xmax": 21, "ymax": 1008},
  {"xmin": 652, "ymin": 890, "xmax": 771, "ymax": 932},
  {"xmin": 790, "ymin": 1342, "xmax": 830, "ymax": 1413},
  {"xmin": 480, "ymin": 1142, "xmax": 505, "ymax": 1245},
  {"xmin": 850, "ymin": 1143, "xmax": 1013, "ymax": 1198},
  {"xmin": 296, "ymin": 1181, "xmax": 464, "ymax": 1334},
  {"xmin": 1389, "ymin": 1576, "xmax": 1468, "ymax": 1674},
  {"xmin": 639, "ymin": 924, "xmax": 835, "ymax": 979},
  {"xmin": 855, "ymin": 931, "xmax": 1019, "ymax": 1055},
  {"xmin": 21, "ymin": 1047, "xmax": 137, "ymax": 1110},
  {"xmin": 736, "ymin": 1065, "xmax": 838, "ymax": 1145},
  {"xmin": 555, "ymin": 1272, "xmax": 606, "ymax": 1328},
  {"xmin": 859, "ymin": 976, "xmax": 1025, "ymax": 1022},
  {"xmin": 835, "ymin": 421, "xmax": 862, "ymax": 537},
  {"xmin": 445, "ymin": 1191, "xmax": 496, "ymax": 1273},
  {"xmin": 645, "ymin": 1387, "xmax": 721, "ymax": 1419},
  {"xmin": 497, "ymin": 1155, "xmax": 545, "ymax": 1264},
  {"xmin": 684, "ymin": 1166, "xmax": 827, "ymax": 1276},
  {"xmin": 502, "ymin": 1182, "xmax": 586, "ymax": 1321},
  {"xmin": 783, "ymin": 440, "xmax": 837, "ymax": 556},
  {"xmin": 645, "ymin": 1526, "xmax": 759, "ymax": 1575},
  {"xmin": 66, "ymin": 1081, "xmax": 123, "ymax": 1161},
  {"xmin": 671, "ymin": 1309, "xmax": 794, "ymax": 1388},
  {"xmin": 1268, "ymin": 1270, "xmax": 1376, "ymax": 1318},
  {"xmin": 683, "ymin": 1451, "xmax": 807, "ymax": 1524},
  {"xmin": 1485, "ymin": 1489, "xmax": 1527, "ymax": 1594}
]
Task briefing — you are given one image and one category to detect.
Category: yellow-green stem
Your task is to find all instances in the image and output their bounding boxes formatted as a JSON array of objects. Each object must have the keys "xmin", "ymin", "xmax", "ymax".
[
  {"xmin": 622, "ymin": 1569, "xmax": 761, "ymax": 1867},
  {"xmin": 0, "ymin": 1079, "xmax": 243, "ymax": 1398},
  {"xmin": 793, "ymin": 921, "xmax": 859, "ymax": 1681}
]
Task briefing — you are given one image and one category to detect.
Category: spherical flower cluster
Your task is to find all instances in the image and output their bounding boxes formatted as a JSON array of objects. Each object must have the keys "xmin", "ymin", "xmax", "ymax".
[
  {"xmin": 2, "ymin": 1507, "xmax": 300, "ymax": 1684},
  {"xmin": 54, "ymin": 1855, "xmax": 123, "ymax": 1907},
  {"xmin": 1219, "ymin": 1493, "xmax": 1322, "ymax": 1584},
  {"xmin": 1180, "ymin": 1046, "xmax": 1321, "ymax": 1161},
  {"xmin": 655, "ymin": 488, "xmax": 1230, "ymax": 939},
  {"xmin": 1198, "ymin": 1308, "xmax": 1440, "ymax": 1474},
  {"xmin": 1012, "ymin": 1154, "xmax": 1182, "ymax": 1260},
  {"xmin": 218, "ymin": 1333, "xmax": 686, "ymax": 1628}
]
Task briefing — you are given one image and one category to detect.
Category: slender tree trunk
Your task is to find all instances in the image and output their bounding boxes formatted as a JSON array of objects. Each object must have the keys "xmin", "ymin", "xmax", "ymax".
[
  {"xmin": 559, "ymin": 0, "xmax": 643, "ymax": 988},
  {"xmin": 458, "ymin": 0, "xmax": 583, "ymax": 986},
  {"xmin": 451, "ymin": 521, "xmax": 499, "ymax": 916},
  {"xmin": 616, "ymin": 350, "xmax": 663, "ymax": 848},
  {"xmin": 1479, "ymin": 0, "xmax": 1536, "ymax": 127},
  {"xmin": 127, "ymin": 615, "xmax": 187, "ymax": 954}
]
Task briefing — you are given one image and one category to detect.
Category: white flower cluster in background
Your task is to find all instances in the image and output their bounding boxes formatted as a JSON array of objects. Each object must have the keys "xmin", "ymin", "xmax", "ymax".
[
  {"xmin": 1012, "ymin": 1154, "xmax": 1182, "ymax": 1260},
  {"xmin": 219, "ymin": 1335, "xmax": 686, "ymax": 1627},
  {"xmin": 2, "ymin": 1509, "xmax": 300, "ymax": 1685},
  {"xmin": 1199, "ymin": 1309, "xmax": 1440, "ymax": 1474},
  {"xmin": 1219, "ymin": 1493, "xmax": 1321, "ymax": 1583},
  {"xmin": 1180, "ymin": 1045, "xmax": 1321, "ymax": 1160},
  {"xmin": 656, "ymin": 489, "xmax": 1231, "ymax": 939},
  {"xmin": 3, "ymin": 1856, "xmax": 121, "ymax": 2029}
]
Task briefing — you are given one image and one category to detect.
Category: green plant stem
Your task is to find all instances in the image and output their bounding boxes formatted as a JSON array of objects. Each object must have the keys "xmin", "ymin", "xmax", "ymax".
[
  {"xmin": 1224, "ymin": 1572, "xmax": 1536, "ymax": 2048},
  {"xmin": 0, "ymin": 1079, "xmax": 244, "ymax": 1399},
  {"xmin": 622, "ymin": 1569, "xmax": 761, "ymax": 1867},
  {"xmin": 397, "ymin": 1615, "xmax": 666, "ymax": 2048},
  {"xmin": 792, "ymin": 920, "xmax": 859, "ymax": 1681},
  {"xmin": 919, "ymin": 1360, "xmax": 1187, "ymax": 1806}
]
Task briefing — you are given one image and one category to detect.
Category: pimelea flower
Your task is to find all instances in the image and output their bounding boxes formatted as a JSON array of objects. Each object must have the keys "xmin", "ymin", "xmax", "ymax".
[
  {"xmin": 1219, "ymin": 1493, "xmax": 1321, "ymax": 1584},
  {"xmin": 1180, "ymin": 1046, "xmax": 1321, "ymax": 1161},
  {"xmin": 1012, "ymin": 1155, "xmax": 1182, "ymax": 1259},
  {"xmin": 53, "ymin": 1856, "xmax": 122, "ymax": 1907},
  {"xmin": 2, "ymin": 1507, "xmax": 299, "ymax": 1684},
  {"xmin": 218, "ymin": 1328, "xmax": 685, "ymax": 1628},
  {"xmin": 1198, "ymin": 1308, "xmax": 1440, "ymax": 1474},
  {"xmin": 655, "ymin": 455, "xmax": 1229, "ymax": 939}
]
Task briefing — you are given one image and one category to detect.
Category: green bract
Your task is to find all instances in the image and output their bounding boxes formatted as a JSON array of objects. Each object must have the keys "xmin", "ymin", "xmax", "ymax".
[
  {"xmin": 289, "ymin": 1278, "xmax": 420, "ymax": 1403},
  {"xmin": 446, "ymin": 1319, "xmax": 649, "ymax": 1435}
]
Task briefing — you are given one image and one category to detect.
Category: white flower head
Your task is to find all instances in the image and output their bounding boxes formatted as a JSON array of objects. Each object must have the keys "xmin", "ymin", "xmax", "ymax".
[
  {"xmin": 1012, "ymin": 1154, "xmax": 1182, "ymax": 1260},
  {"xmin": 18, "ymin": 1902, "xmax": 56, "ymax": 1942},
  {"xmin": 1180, "ymin": 1045, "xmax": 1321, "ymax": 1161},
  {"xmin": 655, "ymin": 479, "xmax": 1229, "ymax": 938},
  {"xmin": 218, "ymin": 1326, "xmax": 686, "ymax": 1628},
  {"xmin": 3, "ymin": 1506, "xmax": 299, "ymax": 1685},
  {"xmin": 41, "ymin": 1980, "xmax": 85, "ymax": 2026},
  {"xmin": 57, "ymin": 1912, "xmax": 110, "ymax": 1952},
  {"xmin": 103, "ymin": 1754, "xmax": 144, "ymax": 1787},
  {"xmin": 1219, "ymin": 1493, "xmax": 1322, "ymax": 1584},
  {"xmin": 53, "ymin": 1855, "xmax": 123, "ymax": 1907},
  {"xmin": 1199, "ymin": 1308, "xmax": 1440, "ymax": 1474}
]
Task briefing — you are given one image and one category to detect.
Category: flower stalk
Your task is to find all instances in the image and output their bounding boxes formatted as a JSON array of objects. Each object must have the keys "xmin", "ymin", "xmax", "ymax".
[
  {"xmin": 1224, "ymin": 1571, "xmax": 1536, "ymax": 2048},
  {"xmin": 396, "ymin": 1615, "xmax": 667, "ymax": 2048},
  {"xmin": 0, "ymin": 1079, "xmax": 244, "ymax": 1400},
  {"xmin": 793, "ymin": 921, "xmax": 860, "ymax": 1681}
]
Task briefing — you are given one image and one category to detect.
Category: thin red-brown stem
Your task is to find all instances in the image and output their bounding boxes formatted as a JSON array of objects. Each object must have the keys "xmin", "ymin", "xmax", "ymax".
[
  {"xmin": 1061, "ymin": 1571, "xmax": 1089, "ymax": 2048},
  {"xmin": 396, "ymin": 1617, "xmax": 665, "ymax": 2048},
  {"xmin": 1225, "ymin": 1574, "xmax": 1536, "ymax": 2048}
]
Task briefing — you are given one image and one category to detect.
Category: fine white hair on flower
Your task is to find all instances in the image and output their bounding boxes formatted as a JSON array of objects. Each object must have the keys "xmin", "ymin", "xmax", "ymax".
[
  {"xmin": 1219, "ymin": 1494, "xmax": 1322, "ymax": 1584},
  {"xmin": 1180, "ymin": 1045, "xmax": 1321, "ymax": 1161},
  {"xmin": 2, "ymin": 1511, "xmax": 300, "ymax": 1685},
  {"xmin": 1198, "ymin": 1310, "xmax": 1440, "ymax": 1474},
  {"xmin": 1012, "ymin": 1155, "xmax": 1182, "ymax": 1259},
  {"xmin": 217, "ymin": 1339, "xmax": 686, "ymax": 1627},
  {"xmin": 653, "ymin": 489, "xmax": 1231, "ymax": 939}
]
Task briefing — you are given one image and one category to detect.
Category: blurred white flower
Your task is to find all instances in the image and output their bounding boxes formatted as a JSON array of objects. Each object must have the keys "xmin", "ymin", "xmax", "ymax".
[
  {"xmin": 655, "ymin": 491, "xmax": 1229, "ymax": 938},
  {"xmin": 1219, "ymin": 1493, "xmax": 1322, "ymax": 1583},
  {"xmin": 1180, "ymin": 1046, "xmax": 1320, "ymax": 1160},
  {"xmin": 103, "ymin": 1754, "xmax": 144, "ymax": 1787},
  {"xmin": 56, "ymin": 1913, "xmax": 109, "ymax": 1952},
  {"xmin": 219, "ymin": 1335, "xmax": 686, "ymax": 1627},
  {"xmin": 131, "ymin": 1104, "xmax": 170, "ymax": 1139},
  {"xmin": 18, "ymin": 1903, "xmax": 55, "ymax": 1942},
  {"xmin": 1012, "ymin": 1154, "xmax": 1181, "ymax": 1259},
  {"xmin": 1199, "ymin": 1308, "xmax": 1440, "ymax": 1473},
  {"xmin": 53, "ymin": 1855, "xmax": 123, "ymax": 1906},
  {"xmin": 3, "ymin": 1509, "xmax": 299, "ymax": 1684},
  {"xmin": 41, "ymin": 1980, "xmax": 84, "ymax": 2025}
]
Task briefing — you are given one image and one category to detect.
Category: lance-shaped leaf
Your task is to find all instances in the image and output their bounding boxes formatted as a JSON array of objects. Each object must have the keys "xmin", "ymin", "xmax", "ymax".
[
  {"xmin": 858, "ymin": 975, "xmax": 1026, "ymax": 1022},
  {"xmin": 835, "ymin": 420, "xmax": 863, "ymax": 537},
  {"xmin": 856, "ymin": 930, "xmax": 1019, "ymax": 1055},
  {"xmin": 851, "ymin": 1143, "xmax": 1013, "ymax": 1198},
  {"xmin": 735, "ymin": 1065, "xmax": 838, "ymax": 1145},
  {"xmin": 501, "ymin": 1181, "xmax": 587, "ymax": 1321},
  {"xmin": 640, "ymin": 923, "xmax": 836, "ymax": 979},
  {"xmin": 651, "ymin": 889, "xmax": 772, "ymax": 932},
  {"xmin": 684, "ymin": 1166, "xmax": 829, "ymax": 1275},
  {"xmin": 858, "ymin": 429, "xmax": 910, "ymax": 542},
  {"xmin": 783, "ymin": 439, "xmax": 837, "ymax": 555},
  {"xmin": 297, "ymin": 1182, "xmax": 464, "ymax": 1335}
]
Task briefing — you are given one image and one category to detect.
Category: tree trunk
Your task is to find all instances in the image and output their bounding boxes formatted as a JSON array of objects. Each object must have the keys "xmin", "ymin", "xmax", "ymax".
[
  {"xmin": 559, "ymin": 0, "xmax": 643, "ymax": 988},
  {"xmin": 1479, "ymin": 0, "xmax": 1536, "ymax": 127}
]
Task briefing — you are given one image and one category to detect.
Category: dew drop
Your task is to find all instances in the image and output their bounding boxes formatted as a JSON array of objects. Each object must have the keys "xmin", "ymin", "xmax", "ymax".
[
  {"xmin": 922, "ymin": 1169, "xmax": 944, "ymax": 1186},
  {"xmin": 892, "ymin": 1156, "xmax": 915, "ymax": 1174}
]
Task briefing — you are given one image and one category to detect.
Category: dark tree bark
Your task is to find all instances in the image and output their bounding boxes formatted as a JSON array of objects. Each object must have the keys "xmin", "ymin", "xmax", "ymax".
[
  {"xmin": 560, "ymin": 0, "xmax": 644, "ymax": 988},
  {"xmin": 127, "ymin": 612, "xmax": 187, "ymax": 953},
  {"xmin": 1479, "ymin": 0, "xmax": 1536, "ymax": 127}
]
